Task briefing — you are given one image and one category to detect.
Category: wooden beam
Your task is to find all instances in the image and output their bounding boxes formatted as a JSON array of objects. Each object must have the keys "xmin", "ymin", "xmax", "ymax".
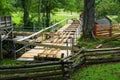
[
  {"xmin": 85, "ymin": 47, "xmax": 120, "ymax": 52},
  {"xmin": 14, "ymin": 40, "xmax": 72, "ymax": 50},
  {"xmin": 0, "ymin": 30, "xmax": 3, "ymax": 60},
  {"xmin": 18, "ymin": 19, "xmax": 68, "ymax": 41},
  {"xmin": 13, "ymin": 31, "xmax": 34, "ymax": 36}
]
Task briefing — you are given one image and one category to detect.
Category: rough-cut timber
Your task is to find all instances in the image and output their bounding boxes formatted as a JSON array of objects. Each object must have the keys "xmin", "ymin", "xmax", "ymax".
[{"xmin": 17, "ymin": 19, "xmax": 81, "ymax": 61}]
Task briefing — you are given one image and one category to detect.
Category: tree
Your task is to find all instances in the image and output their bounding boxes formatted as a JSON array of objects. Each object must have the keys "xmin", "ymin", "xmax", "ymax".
[
  {"xmin": 38, "ymin": 0, "xmax": 42, "ymax": 24},
  {"xmin": 96, "ymin": 0, "xmax": 120, "ymax": 18},
  {"xmin": 0, "ymin": 0, "xmax": 14, "ymax": 15},
  {"xmin": 45, "ymin": 0, "xmax": 51, "ymax": 27},
  {"xmin": 21, "ymin": 0, "xmax": 30, "ymax": 28},
  {"xmin": 83, "ymin": 0, "xmax": 95, "ymax": 39}
]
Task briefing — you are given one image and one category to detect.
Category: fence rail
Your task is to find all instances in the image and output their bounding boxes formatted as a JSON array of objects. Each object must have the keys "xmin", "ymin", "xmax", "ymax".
[
  {"xmin": 18, "ymin": 18, "xmax": 68, "ymax": 41},
  {"xmin": 0, "ymin": 60, "xmax": 72, "ymax": 80},
  {"xmin": 84, "ymin": 47, "xmax": 120, "ymax": 64},
  {"xmin": 1, "ymin": 47, "xmax": 120, "ymax": 80}
]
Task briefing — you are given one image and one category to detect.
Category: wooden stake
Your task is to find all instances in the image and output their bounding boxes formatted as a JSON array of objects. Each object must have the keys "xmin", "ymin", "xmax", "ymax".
[
  {"xmin": 0, "ymin": 30, "xmax": 3, "ymax": 60},
  {"xmin": 71, "ymin": 38, "xmax": 74, "ymax": 54}
]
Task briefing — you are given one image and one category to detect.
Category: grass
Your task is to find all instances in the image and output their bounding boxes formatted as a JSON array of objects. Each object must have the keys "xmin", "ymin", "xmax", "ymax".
[
  {"xmin": 12, "ymin": 11, "xmax": 79, "ymax": 26},
  {"xmin": 72, "ymin": 38, "xmax": 120, "ymax": 80},
  {"xmin": 77, "ymin": 38, "xmax": 103, "ymax": 49},
  {"xmin": 77, "ymin": 38, "xmax": 120, "ymax": 49},
  {"xmin": 71, "ymin": 62, "xmax": 120, "ymax": 80},
  {"xmin": 0, "ymin": 59, "xmax": 25, "ymax": 66}
]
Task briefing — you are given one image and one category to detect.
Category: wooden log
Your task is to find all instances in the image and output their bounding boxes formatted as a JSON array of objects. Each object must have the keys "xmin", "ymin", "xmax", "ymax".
[
  {"xmin": 0, "ymin": 66, "xmax": 61, "ymax": 74},
  {"xmin": 70, "ymin": 49, "xmax": 84, "ymax": 60},
  {"xmin": 0, "ymin": 71, "xmax": 63, "ymax": 80},
  {"xmin": 85, "ymin": 50, "xmax": 120, "ymax": 56},
  {"xmin": 61, "ymin": 49, "xmax": 84, "ymax": 61},
  {"xmin": 0, "ymin": 61, "xmax": 72, "ymax": 69},
  {"xmin": 86, "ymin": 58, "xmax": 120, "ymax": 65},
  {"xmin": 72, "ymin": 57, "xmax": 85, "ymax": 68},
  {"xmin": 96, "ymin": 44, "xmax": 103, "ymax": 48},
  {"xmin": 85, "ymin": 47, "xmax": 120, "ymax": 52},
  {"xmin": 86, "ymin": 57, "xmax": 120, "ymax": 62},
  {"xmin": 13, "ymin": 31, "xmax": 34, "ymax": 36}
]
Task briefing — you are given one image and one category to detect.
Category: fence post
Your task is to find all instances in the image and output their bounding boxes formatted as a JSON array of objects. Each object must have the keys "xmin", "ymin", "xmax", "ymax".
[
  {"xmin": 33, "ymin": 22, "xmax": 36, "ymax": 32},
  {"xmin": 0, "ymin": 29, "xmax": 3, "ymax": 60},
  {"xmin": 71, "ymin": 38, "xmax": 74, "ymax": 54},
  {"xmin": 61, "ymin": 53, "xmax": 66, "ymax": 79},
  {"xmin": 66, "ymin": 40, "xmax": 69, "ymax": 56},
  {"xmin": 61, "ymin": 53, "xmax": 73, "ymax": 80},
  {"xmin": 13, "ymin": 40, "xmax": 16, "ymax": 60},
  {"xmin": 82, "ymin": 48, "xmax": 86, "ymax": 64}
]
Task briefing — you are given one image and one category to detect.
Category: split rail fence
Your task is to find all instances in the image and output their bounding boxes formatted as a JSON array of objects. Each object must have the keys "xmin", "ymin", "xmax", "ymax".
[{"xmin": 1, "ymin": 47, "xmax": 120, "ymax": 80}]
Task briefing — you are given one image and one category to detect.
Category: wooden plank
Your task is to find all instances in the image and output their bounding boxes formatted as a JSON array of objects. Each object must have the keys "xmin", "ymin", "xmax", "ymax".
[
  {"xmin": 18, "ymin": 18, "xmax": 68, "ymax": 41},
  {"xmin": 0, "ymin": 66, "xmax": 61, "ymax": 74},
  {"xmin": 13, "ymin": 31, "xmax": 34, "ymax": 35},
  {"xmin": 15, "ymin": 40, "xmax": 72, "ymax": 50},
  {"xmin": 85, "ymin": 47, "xmax": 120, "ymax": 52},
  {"xmin": 0, "ymin": 31, "xmax": 2, "ymax": 60},
  {"xmin": 0, "ymin": 71, "xmax": 63, "ymax": 80},
  {"xmin": 85, "ymin": 50, "xmax": 120, "ymax": 56}
]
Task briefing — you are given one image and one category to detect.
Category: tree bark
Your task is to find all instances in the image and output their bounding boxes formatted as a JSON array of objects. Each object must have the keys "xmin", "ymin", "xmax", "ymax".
[
  {"xmin": 38, "ymin": 0, "xmax": 42, "ymax": 24},
  {"xmin": 45, "ymin": 0, "xmax": 51, "ymax": 27},
  {"xmin": 22, "ymin": 0, "xmax": 29, "ymax": 28},
  {"xmin": 83, "ymin": 0, "xmax": 95, "ymax": 39}
]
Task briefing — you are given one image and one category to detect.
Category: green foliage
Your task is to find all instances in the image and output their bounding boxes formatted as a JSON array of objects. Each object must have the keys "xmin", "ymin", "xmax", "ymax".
[
  {"xmin": 71, "ymin": 62, "xmax": 120, "ymax": 80},
  {"xmin": 96, "ymin": 0, "xmax": 120, "ymax": 18},
  {"xmin": 0, "ymin": 0, "xmax": 14, "ymax": 15}
]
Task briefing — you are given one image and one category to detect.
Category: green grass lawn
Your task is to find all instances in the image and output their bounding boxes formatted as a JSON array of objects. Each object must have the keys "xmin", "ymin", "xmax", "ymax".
[
  {"xmin": 71, "ymin": 62, "xmax": 120, "ymax": 80},
  {"xmin": 77, "ymin": 38, "xmax": 120, "ymax": 49},
  {"xmin": 0, "ymin": 59, "xmax": 25, "ymax": 66},
  {"xmin": 12, "ymin": 11, "xmax": 79, "ymax": 26}
]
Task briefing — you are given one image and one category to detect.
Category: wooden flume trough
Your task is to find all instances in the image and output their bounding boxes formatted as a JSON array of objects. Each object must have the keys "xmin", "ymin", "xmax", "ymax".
[{"xmin": 16, "ymin": 19, "xmax": 81, "ymax": 61}]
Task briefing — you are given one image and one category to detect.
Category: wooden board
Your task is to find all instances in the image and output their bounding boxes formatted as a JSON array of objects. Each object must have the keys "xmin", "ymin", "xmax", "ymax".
[{"xmin": 19, "ymin": 20, "xmax": 80, "ymax": 61}]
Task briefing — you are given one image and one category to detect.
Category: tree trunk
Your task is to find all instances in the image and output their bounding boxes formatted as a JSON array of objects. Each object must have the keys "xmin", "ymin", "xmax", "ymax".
[
  {"xmin": 83, "ymin": 0, "xmax": 95, "ymax": 39},
  {"xmin": 38, "ymin": 0, "xmax": 42, "ymax": 24},
  {"xmin": 45, "ymin": 0, "xmax": 51, "ymax": 27},
  {"xmin": 22, "ymin": 0, "xmax": 29, "ymax": 28}
]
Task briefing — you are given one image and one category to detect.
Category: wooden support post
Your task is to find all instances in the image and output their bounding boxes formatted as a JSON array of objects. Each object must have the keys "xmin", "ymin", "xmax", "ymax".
[
  {"xmin": 61, "ymin": 53, "xmax": 65, "ymax": 78},
  {"xmin": 33, "ymin": 22, "xmax": 36, "ymax": 32},
  {"xmin": 0, "ymin": 30, "xmax": 3, "ymax": 60},
  {"xmin": 71, "ymin": 38, "xmax": 74, "ymax": 54},
  {"xmin": 13, "ymin": 41, "xmax": 16, "ymax": 60},
  {"xmin": 42, "ymin": 32, "xmax": 44, "ymax": 42},
  {"xmin": 75, "ymin": 31, "xmax": 77, "ymax": 45},
  {"xmin": 61, "ymin": 53, "xmax": 64, "ymax": 58},
  {"xmin": 66, "ymin": 40, "xmax": 69, "ymax": 56}
]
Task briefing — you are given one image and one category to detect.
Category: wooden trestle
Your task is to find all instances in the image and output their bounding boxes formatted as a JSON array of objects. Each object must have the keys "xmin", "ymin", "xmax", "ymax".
[{"xmin": 18, "ymin": 19, "xmax": 81, "ymax": 61}]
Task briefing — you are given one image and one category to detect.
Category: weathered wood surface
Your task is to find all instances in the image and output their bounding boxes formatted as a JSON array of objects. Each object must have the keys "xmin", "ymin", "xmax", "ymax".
[
  {"xmin": 17, "ymin": 19, "xmax": 81, "ymax": 60},
  {"xmin": 0, "ymin": 60, "xmax": 72, "ymax": 80},
  {"xmin": 13, "ymin": 31, "xmax": 34, "ymax": 36},
  {"xmin": 18, "ymin": 18, "xmax": 68, "ymax": 41},
  {"xmin": 85, "ymin": 47, "xmax": 120, "ymax": 52}
]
